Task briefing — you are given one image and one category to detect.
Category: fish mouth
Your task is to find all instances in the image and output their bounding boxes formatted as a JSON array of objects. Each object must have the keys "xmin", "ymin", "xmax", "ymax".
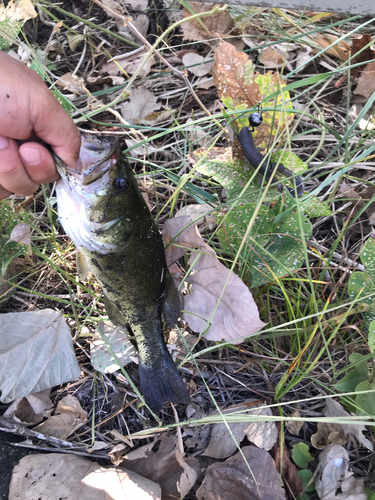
[{"xmin": 55, "ymin": 134, "xmax": 119, "ymax": 185}]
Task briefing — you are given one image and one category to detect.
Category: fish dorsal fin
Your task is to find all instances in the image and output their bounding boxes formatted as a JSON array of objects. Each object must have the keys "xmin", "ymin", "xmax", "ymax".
[
  {"xmin": 102, "ymin": 291, "xmax": 129, "ymax": 327},
  {"xmin": 161, "ymin": 270, "xmax": 182, "ymax": 329}
]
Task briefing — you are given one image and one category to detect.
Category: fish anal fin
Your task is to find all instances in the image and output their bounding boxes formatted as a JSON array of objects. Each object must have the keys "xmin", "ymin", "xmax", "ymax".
[{"xmin": 161, "ymin": 270, "xmax": 182, "ymax": 329}]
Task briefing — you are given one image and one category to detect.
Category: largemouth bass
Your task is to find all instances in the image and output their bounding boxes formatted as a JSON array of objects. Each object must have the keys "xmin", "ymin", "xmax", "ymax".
[{"xmin": 55, "ymin": 134, "xmax": 190, "ymax": 413}]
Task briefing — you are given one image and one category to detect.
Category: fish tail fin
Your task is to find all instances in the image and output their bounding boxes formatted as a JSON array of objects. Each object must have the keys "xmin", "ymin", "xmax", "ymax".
[{"xmin": 139, "ymin": 348, "xmax": 190, "ymax": 414}]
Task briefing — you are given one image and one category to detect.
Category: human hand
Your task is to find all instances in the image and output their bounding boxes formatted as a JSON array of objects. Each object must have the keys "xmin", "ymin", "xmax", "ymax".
[{"xmin": 0, "ymin": 51, "xmax": 81, "ymax": 199}]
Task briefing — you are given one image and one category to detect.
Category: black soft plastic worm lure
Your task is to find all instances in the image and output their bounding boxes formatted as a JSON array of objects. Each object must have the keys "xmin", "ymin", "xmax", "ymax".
[{"xmin": 239, "ymin": 113, "xmax": 305, "ymax": 197}]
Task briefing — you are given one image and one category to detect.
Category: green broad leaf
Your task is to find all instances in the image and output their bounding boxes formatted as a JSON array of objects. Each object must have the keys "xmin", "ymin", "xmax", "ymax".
[
  {"xmin": 369, "ymin": 320, "xmax": 375, "ymax": 356},
  {"xmin": 334, "ymin": 352, "xmax": 368, "ymax": 393},
  {"xmin": 217, "ymin": 203, "xmax": 275, "ymax": 263},
  {"xmin": 226, "ymin": 183, "xmax": 280, "ymax": 204},
  {"xmin": 355, "ymin": 379, "xmax": 375, "ymax": 416},
  {"xmin": 292, "ymin": 443, "xmax": 314, "ymax": 469},
  {"xmin": 300, "ymin": 196, "xmax": 333, "ymax": 218},
  {"xmin": 251, "ymin": 209, "xmax": 312, "ymax": 287},
  {"xmin": 364, "ymin": 487, "xmax": 375, "ymax": 500},
  {"xmin": 271, "ymin": 150, "xmax": 308, "ymax": 175},
  {"xmin": 360, "ymin": 237, "xmax": 375, "ymax": 273},
  {"xmin": 348, "ymin": 271, "xmax": 375, "ymax": 327},
  {"xmin": 194, "ymin": 149, "xmax": 250, "ymax": 190},
  {"xmin": 298, "ymin": 469, "xmax": 315, "ymax": 493}
]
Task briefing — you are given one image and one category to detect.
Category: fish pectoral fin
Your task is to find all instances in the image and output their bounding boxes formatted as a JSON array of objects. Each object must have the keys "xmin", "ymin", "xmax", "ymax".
[
  {"xmin": 161, "ymin": 270, "xmax": 182, "ymax": 329},
  {"xmin": 103, "ymin": 291, "xmax": 129, "ymax": 327}
]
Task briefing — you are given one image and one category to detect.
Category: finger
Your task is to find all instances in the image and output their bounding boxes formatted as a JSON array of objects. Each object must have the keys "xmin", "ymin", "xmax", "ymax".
[
  {"xmin": 0, "ymin": 185, "xmax": 12, "ymax": 200},
  {"xmin": 19, "ymin": 142, "xmax": 59, "ymax": 184},
  {"xmin": 0, "ymin": 53, "xmax": 81, "ymax": 169},
  {"xmin": 0, "ymin": 136, "xmax": 39, "ymax": 196},
  {"xmin": 33, "ymin": 106, "xmax": 82, "ymax": 170}
]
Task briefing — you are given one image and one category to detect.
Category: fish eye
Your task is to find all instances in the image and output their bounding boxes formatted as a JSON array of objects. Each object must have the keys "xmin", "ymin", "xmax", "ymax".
[{"xmin": 115, "ymin": 178, "xmax": 127, "ymax": 191}]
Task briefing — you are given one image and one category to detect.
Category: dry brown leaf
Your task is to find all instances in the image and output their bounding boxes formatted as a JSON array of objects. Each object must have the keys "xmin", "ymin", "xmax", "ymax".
[
  {"xmin": 3, "ymin": 389, "xmax": 52, "ymax": 426},
  {"xmin": 351, "ymin": 34, "xmax": 374, "ymax": 77},
  {"xmin": 315, "ymin": 445, "xmax": 367, "ymax": 500},
  {"xmin": 203, "ymin": 403, "xmax": 277, "ymax": 459},
  {"xmin": 9, "ymin": 453, "xmax": 161, "ymax": 500},
  {"xmin": 101, "ymin": 47, "xmax": 155, "ymax": 79},
  {"xmin": 163, "ymin": 216, "xmax": 205, "ymax": 267},
  {"xmin": 181, "ymin": 2, "xmax": 233, "ymax": 42},
  {"xmin": 324, "ymin": 398, "xmax": 373, "ymax": 451},
  {"xmin": 0, "ymin": 0, "xmax": 37, "ymax": 23},
  {"xmin": 184, "ymin": 248, "xmax": 266, "ymax": 342},
  {"xmin": 175, "ymin": 203, "xmax": 217, "ymax": 230},
  {"xmin": 311, "ymin": 421, "xmax": 346, "ymax": 450},
  {"xmin": 354, "ymin": 61, "xmax": 375, "ymax": 98},
  {"xmin": 285, "ymin": 409, "xmax": 304, "ymax": 436},
  {"xmin": 244, "ymin": 407, "xmax": 278, "ymax": 451},
  {"xmin": 121, "ymin": 434, "xmax": 200, "ymax": 500},
  {"xmin": 182, "ymin": 53, "xmax": 213, "ymax": 77},
  {"xmin": 270, "ymin": 422, "xmax": 303, "ymax": 497},
  {"xmin": 163, "ymin": 216, "xmax": 266, "ymax": 343},
  {"xmin": 8, "ymin": 222, "xmax": 30, "ymax": 246},
  {"xmin": 32, "ymin": 395, "xmax": 87, "ymax": 440},
  {"xmin": 309, "ymin": 33, "xmax": 350, "ymax": 61},
  {"xmin": 121, "ymin": 86, "xmax": 161, "ymax": 125},
  {"xmin": 213, "ymin": 39, "xmax": 261, "ymax": 107},
  {"xmin": 56, "ymin": 72, "xmax": 85, "ymax": 95},
  {"xmin": 259, "ymin": 46, "xmax": 287, "ymax": 69},
  {"xmin": 197, "ymin": 445, "xmax": 286, "ymax": 500}
]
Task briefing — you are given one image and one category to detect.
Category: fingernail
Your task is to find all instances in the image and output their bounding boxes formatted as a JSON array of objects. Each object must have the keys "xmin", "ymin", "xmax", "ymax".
[
  {"xmin": 20, "ymin": 148, "xmax": 42, "ymax": 166},
  {"xmin": 0, "ymin": 136, "xmax": 10, "ymax": 149}
]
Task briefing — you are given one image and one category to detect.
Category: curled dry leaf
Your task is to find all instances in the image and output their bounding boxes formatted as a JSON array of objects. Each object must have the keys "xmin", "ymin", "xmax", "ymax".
[
  {"xmin": 3, "ymin": 388, "xmax": 52, "ymax": 426},
  {"xmin": 9, "ymin": 453, "xmax": 161, "ymax": 500},
  {"xmin": 324, "ymin": 398, "xmax": 374, "ymax": 451},
  {"xmin": 0, "ymin": 309, "xmax": 80, "ymax": 403},
  {"xmin": 197, "ymin": 445, "xmax": 286, "ymax": 500},
  {"xmin": 315, "ymin": 445, "xmax": 366, "ymax": 500},
  {"xmin": 259, "ymin": 46, "xmax": 292, "ymax": 71},
  {"xmin": 163, "ymin": 216, "xmax": 266, "ymax": 343},
  {"xmin": 181, "ymin": 2, "xmax": 233, "ymax": 42},
  {"xmin": 56, "ymin": 72, "xmax": 86, "ymax": 95},
  {"xmin": 285, "ymin": 409, "xmax": 304, "ymax": 436},
  {"xmin": 121, "ymin": 434, "xmax": 200, "ymax": 500},
  {"xmin": 311, "ymin": 421, "xmax": 346, "ymax": 450},
  {"xmin": 182, "ymin": 53, "xmax": 213, "ymax": 77},
  {"xmin": 308, "ymin": 33, "xmax": 350, "ymax": 61},
  {"xmin": 32, "ymin": 395, "xmax": 87, "ymax": 440}
]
